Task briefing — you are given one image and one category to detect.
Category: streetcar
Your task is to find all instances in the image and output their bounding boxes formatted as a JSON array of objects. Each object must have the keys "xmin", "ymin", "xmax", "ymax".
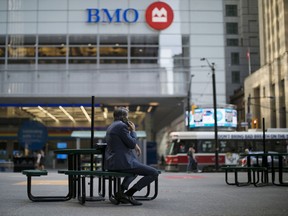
[{"xmin": 165, "ymin": 130, "xmax": 288, "ymax": 172}]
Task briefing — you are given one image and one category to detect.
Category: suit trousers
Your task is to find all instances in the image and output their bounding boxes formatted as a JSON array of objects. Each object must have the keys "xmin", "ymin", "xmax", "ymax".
[{"xmin": 118, "ymin": 161, "xmax": 159, "ymax": 191}]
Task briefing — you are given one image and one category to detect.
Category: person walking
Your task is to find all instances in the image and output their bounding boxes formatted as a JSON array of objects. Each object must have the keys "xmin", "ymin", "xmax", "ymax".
[
  {"xmin": 187, "ymin": 146, "xmax": 197, "ymax": 173},
  {"xmin": 36, "ymin": 150, "xmax": 45, "ymax": 170},
  {"xmin": 105, "ymin": 107, "xmax": 159, "ymax": 206}
]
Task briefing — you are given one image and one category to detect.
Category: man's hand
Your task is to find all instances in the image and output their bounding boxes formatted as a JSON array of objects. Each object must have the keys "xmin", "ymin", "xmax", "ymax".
[
  {"xmin": 127, "ymin": 121, "xmax": 135, "ymax": 131},
  {"xmin": 135, "ymin": 144, "xmax": 142, "ymax": 156}
]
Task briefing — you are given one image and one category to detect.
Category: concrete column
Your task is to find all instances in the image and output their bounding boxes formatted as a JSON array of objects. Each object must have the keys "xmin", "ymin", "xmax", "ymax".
[
  {"xmin": 76, "ymin": 138, "xmax": 80, "ymax": 149},
  {"xmin": 6, "ymin": 141, "xmax": 14, "ymax": 160}
]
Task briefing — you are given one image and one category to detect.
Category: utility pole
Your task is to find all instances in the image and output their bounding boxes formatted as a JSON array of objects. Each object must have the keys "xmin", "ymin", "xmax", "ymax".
[
  {"xmin": 200, "ymin": 58, "xmax": 218, "ymax": 171},
  {"xmin": 187, "ymin": 74, "xmax": 194, "ymax": 131},
  {"xmin": 247, "ymin": 94, "xmax": 251, "ymax": 129}
]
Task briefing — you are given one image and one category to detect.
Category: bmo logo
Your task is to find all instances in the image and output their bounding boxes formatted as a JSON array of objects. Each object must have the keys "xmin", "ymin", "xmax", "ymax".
[
  {"xmin": 86, "ymin": 2, "xmax": 173, "ymax": 31},
  {"xmin": 145, "ymin": 2, "xmax": 174, "ymax": 30}
]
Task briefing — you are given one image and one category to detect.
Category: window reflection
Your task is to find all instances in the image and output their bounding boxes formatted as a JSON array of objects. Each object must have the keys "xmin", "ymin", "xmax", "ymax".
[
  {"xmin": 131, "ymin": 47, "xmax": 158, "ymax": 57},
  {"xmin": 2, "ymin": 34, "xmax": 190, "ymax": 65},
  {"xmin": 99, "ymin": 47, "xmax": 127, "ymax": 57},
  {"xmin": 38, "ymin": 47, "xmax": 66, "ymax": 57},
  {"xmin": 8, "ymin": 47, "xmax": 35, "ymax": 57},
  {"xmin": 70, "ymin": 46, "xmax": 97, "ymax": 57},
  {"xmin": 0, "ymin": 47, "xmax": 5, "ymax": 57}
]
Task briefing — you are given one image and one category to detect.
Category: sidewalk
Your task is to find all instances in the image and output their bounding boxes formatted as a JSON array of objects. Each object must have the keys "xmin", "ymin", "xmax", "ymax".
[{"xmin": 0, "ymin": 171, "xmax": 288, "ymax": 216}]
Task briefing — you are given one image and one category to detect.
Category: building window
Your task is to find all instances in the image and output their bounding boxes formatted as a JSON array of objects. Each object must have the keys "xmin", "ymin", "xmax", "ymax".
[
  {"xmin": 130, "ymin": 35, "xmax": 158, "ymax": 46},
  {"xmin": 7, "ymin": 35, "xmax": 36, "ymax": 64},
  {"xmin": 231, "ymin": 71, "xmax": 240, "ymax": 83},
  {"xmin": 131, "ymin": 47, "xmax": 158, "ymax": 57},
  {"xmin": 231, "ymin": 52, "xmax": 240, "ymax": 65},
  {"xmin": 248, "ymin": 20, "xmax": 258, "ymax": 33},
  {"xmin": 227, "ymin": 39, "xmax": 239, "ymax": 46},
  {"xmin": 99, "ymin": 35, "xmax": 128, "ymax": 63},
  {"xmin": 226, "ymin": 5, "xmax": 238, "ymax": 17},
  {"xmin": 0, "ymin": 36, "xmax": 5, "ymax": 59},
  {"xmin": 226, "ymin": 23, "xmax": 238, "ymax": 34},
  {"xmin": 38, "ymin": 35, "xmax": 66, "ymax": 64}
]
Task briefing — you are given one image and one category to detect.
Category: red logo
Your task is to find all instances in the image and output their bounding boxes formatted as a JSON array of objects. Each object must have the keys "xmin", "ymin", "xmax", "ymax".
[{"xmin": 145, "ymin": 2, "xmax": 174, "ymax": 30}]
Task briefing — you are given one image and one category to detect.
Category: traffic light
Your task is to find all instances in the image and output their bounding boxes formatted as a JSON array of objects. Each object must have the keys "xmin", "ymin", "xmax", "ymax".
[
  {"xmin": 191, "ymin": 105, "xmax": 197, "ymax": 114},
  {"xmin": 252, "ymin": 118, "xmax": 258, "ymax": 128}
]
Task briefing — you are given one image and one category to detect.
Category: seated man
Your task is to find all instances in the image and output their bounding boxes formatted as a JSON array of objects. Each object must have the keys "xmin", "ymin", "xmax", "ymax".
[{"xmin": 105, "ymin": 107, "xmax": 159, "ymax": 206}]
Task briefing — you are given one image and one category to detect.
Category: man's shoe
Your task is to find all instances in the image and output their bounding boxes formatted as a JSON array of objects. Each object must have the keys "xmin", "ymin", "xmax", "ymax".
[
  {"xmin": 114, "ymin": 192, "xmax": 129, "ymax": 204},
  {"xmin": 120, "ymin": 194, "xmax": 142, "ymax": 206},
  {"xmin": 109, "ymin": 195, "xmax": 120, "ymax": 205}
]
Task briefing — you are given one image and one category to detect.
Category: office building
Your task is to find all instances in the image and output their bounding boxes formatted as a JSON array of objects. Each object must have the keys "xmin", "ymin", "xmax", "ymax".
[{"xmin": 244, "ymin": 0, "xmax": 288, "ymax": 129}]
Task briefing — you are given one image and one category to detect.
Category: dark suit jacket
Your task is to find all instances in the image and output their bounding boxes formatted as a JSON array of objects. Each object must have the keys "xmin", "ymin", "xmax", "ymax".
[{"xmin": 105, "ymin": 120, "xmax": 138, "ymax": 170}]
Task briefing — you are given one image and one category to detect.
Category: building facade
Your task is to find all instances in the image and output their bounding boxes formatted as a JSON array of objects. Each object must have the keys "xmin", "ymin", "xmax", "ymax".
[
  {"xmin": 244, "ymin": 0, "xmax": 288, "ymax": 129},
  {"xmin": 0, "ymin": 0, "xmax": 228, "ymax": 160},
  {"xmin": 224, "ymin": 0, "xmax": 260, "ymax": 103}
]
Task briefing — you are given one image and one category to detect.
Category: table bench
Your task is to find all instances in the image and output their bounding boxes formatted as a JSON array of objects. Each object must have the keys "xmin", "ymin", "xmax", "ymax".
[
  {"xmin": 222, "ymin": 166, "xmax": 268, "ymax": 187},
  {"xmin": 61, "ymin": 170, "xmax": 135, "ymax": 204},
  {"xmin": 61, "ymin": 169, "xmax": 161, "ymax": 204},
  {"xmin": 22, "ymin": 170, "xmax": 73, "ymax": 202}
]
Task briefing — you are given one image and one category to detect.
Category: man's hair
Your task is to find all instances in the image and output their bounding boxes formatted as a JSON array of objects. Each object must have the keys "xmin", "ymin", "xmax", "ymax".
[{"xmin": 113, "ymin": 107, "xmax": 129, "ymax": 121}]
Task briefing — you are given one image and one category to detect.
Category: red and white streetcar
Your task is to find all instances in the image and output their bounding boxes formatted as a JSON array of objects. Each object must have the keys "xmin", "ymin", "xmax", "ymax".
[{"xmin": 165, "ymin": 131, "xmax": 288, "ymax": 172}]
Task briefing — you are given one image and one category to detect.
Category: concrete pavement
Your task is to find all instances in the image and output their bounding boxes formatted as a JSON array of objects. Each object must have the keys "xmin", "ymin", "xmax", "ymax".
[{"xmin": 0, "ymin": 170, "xmax": 288, "ymax": 216}]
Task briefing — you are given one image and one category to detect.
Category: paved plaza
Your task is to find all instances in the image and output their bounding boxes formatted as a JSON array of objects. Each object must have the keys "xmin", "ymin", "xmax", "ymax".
[{"xmin": 0, "ymin": 170, "xmax": 288, "ymax": 216}]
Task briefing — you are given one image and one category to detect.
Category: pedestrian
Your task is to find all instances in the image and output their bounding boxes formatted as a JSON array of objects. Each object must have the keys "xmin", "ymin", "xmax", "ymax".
[
  {"xmin": 187, "ymin": 146, "xmax": 197, "ymax": 173},
  {"xmin": 36, "ymin": 150, "xmax": 45, "ymax": 170},
  {"xmin": 105, "ymin": 107, "xmax": 159, "ymax": 206}
]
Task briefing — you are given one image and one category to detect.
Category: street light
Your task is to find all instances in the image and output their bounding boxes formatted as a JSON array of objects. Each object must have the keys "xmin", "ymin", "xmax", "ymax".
[
  {"xmin": 200, "ymin": 58, "xmax": 219, "ymax": 171},
  {"xmin": 187, "ymin": 74, "xmax": 194, "ymax": 131},
  {"xmin": 247, "ymin": 94, "xmax": 274, "ymax": 128}
]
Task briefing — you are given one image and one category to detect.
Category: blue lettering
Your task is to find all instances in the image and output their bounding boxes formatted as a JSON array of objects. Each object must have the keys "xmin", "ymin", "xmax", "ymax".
[
  {"xmin": 87, "ymin": 9, "xmax": 100, "ymax": 23},
  {"xmin": 102, "ymin": 9, "xmax": 121, "ymax": 23},
  {"xmin": 123, "ymin": 8, "xmax": 139, "ymax": 23},
  {"xmin": 86, "ymin": 8, "xmax": 139, "ymax": 23}
]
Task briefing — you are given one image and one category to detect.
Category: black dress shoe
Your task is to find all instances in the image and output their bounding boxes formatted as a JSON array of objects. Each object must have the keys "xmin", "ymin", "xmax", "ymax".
[
  {"xmin": 109, "ymin": 195, "xmax": 120, "ymax": 205},
  {"xmin": 120, "ymin": 194, "xmax": 142, "ymax": 206},
  {"xmin": 114, "ymin": 192, "xmax": 129, "ymax": 204}
]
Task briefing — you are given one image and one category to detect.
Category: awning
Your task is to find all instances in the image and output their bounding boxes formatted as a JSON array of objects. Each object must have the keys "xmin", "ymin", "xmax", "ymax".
[{"xmin": 71, "ymin": 130, "xmax": 147, "ymax": 138}]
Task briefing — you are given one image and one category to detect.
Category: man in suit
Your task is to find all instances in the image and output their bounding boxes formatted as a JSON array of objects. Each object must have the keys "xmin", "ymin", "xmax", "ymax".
[{"xmin": 105, "ymin": 107, "xmax": 159, "ymax": 206}]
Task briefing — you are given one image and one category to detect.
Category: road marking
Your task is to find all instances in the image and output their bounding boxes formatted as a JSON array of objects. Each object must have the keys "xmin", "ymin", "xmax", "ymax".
[
  {"xmin": 14, "ymin": 180, "xmax": 68, "ymax": 185},
  {"xmin": 164, "ymin": 175, "xmax": 206, "ymax": 179}
]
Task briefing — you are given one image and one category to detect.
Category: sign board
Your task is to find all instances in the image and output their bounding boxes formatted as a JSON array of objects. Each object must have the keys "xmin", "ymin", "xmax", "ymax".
[
  {"xmin": 187, "ymin": 108, "xmax": 237, "ymax": 128},
  {"xmin": 18, "ymin": 120, "xmax": 48, "ymax": 151},
  {"xmin": 86, "ymin": 2, "xmax": 174, "ymax": 31}
]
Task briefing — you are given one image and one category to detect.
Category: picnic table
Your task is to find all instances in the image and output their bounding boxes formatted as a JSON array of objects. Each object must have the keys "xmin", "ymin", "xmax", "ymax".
[
  {"xmin": 22, "ymin": 146, "xmax": 160, "ymax": 204},
  {"xmin": 222, "ymin": 152, "xmax": 288, "ymax": 187}
]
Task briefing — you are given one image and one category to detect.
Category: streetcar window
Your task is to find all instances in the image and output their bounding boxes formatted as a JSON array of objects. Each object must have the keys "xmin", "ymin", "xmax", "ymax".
[
  {"xmin": 219, "ymin": 141, "xmax": 227, "ymax": 153},
  {"xmin": 168, "ymin": 140, "xmax": 197, "ymax": 154},
  {"xmin": 200, "ymin": 141, "xmax": 213, "ymax": 153},
  {"xmin": 179, "ymin": 143, "xmax": 186, "ymax": 153},
  {"xmin": 174, "ymin": 141, "xmax": 187, "ymax": 154}
]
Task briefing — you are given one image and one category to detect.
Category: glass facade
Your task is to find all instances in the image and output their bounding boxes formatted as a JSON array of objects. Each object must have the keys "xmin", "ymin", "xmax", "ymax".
[{"xmin": 0, "ymin": 0, "xmax": 226, "ymax": 117}]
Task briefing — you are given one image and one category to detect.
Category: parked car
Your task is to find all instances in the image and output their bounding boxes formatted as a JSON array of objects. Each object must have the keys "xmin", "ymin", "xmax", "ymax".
[{"xmin": 238, "ymin": 151, "xmax": 279, "ymax": 167}]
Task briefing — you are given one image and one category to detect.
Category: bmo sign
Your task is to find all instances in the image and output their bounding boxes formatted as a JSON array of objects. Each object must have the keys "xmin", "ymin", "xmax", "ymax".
[
  {"xmin": 87, "ymin": 1, "xmax": 174, "ymax": 31},
  {"xmin": 145, "ymin": 2, "xmax": 174, "ymax": 30}
]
